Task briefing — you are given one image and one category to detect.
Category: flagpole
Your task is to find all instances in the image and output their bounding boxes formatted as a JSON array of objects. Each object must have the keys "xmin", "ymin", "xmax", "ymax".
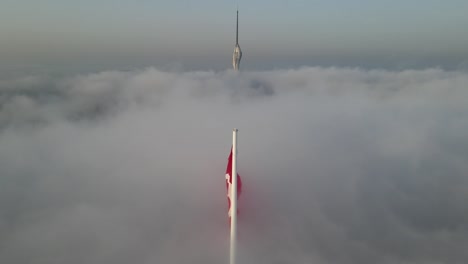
[{"xmin": 230, "ymin": 128, "xmax": 238, "ymax": 264}]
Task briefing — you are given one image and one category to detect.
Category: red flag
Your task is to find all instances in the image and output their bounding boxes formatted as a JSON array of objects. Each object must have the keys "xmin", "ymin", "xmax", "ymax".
[{"xmin": 225, "ymin": 148, "xmax": 242, "ymax": 219}]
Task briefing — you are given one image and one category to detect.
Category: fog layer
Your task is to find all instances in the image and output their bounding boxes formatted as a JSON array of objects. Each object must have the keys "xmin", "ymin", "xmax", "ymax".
[{"xmin": 1, "ymin": 67, "xmax": 468, "ymax": 264}]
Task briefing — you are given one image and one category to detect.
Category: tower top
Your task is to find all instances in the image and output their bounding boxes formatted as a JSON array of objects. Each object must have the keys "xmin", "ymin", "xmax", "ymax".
[{"xmin": 232, "ymin": 9, "xmax": 242, "ymax": 70}]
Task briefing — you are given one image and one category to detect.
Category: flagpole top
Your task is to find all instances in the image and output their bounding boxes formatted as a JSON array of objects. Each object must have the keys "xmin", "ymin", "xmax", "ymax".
[{"xmin": 233, "ymin": 128, "xmax": 238, "ymax": 132}]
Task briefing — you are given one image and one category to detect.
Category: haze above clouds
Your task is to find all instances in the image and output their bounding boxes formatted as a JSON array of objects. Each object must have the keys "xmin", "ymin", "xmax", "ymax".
[
  {"xmin": 1, "ymin": 0, "xmax": 468, "ymax": 71},
  {"xmin": 1, "ymin": 67, "xmax": 468, "ymax": 263}
]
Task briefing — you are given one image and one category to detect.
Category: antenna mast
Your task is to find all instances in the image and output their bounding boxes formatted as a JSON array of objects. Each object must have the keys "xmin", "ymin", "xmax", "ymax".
[{"xmin": 236, "ymin": 9, "xmax": 239, "ymax": 44}]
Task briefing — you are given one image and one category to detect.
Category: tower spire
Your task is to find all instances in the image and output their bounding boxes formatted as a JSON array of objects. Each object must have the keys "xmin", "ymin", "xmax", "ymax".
[
  {"xmin": 236, "ymin": 9, "xmax": 239, "ymax": 44},
  {"xmin": 232, "ymin": 9, "xmax": 242, "ymax": 71}
]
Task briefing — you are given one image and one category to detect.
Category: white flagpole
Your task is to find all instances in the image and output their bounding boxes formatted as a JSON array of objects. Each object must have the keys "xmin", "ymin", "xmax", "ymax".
[{"xmin": 230, "ymin": 128, "xmax": 238, "ymax": 264}]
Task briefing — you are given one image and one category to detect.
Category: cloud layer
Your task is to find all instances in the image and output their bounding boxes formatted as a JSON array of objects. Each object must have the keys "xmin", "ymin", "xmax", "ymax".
[{"xmin": 1, "ymin": 67, "xmax": 468, "ymax": 264}]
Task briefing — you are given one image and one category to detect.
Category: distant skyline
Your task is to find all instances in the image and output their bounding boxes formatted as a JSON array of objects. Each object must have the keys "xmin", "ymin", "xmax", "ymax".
[{"xmin": 1, "ymin": 0, "xmax": 468, "ymax": 72}]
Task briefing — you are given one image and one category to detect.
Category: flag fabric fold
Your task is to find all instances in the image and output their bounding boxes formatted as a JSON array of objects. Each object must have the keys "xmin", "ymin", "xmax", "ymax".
[{"xmin": 225, "ymin": 148, "xmax": 242, "ymax": 219}]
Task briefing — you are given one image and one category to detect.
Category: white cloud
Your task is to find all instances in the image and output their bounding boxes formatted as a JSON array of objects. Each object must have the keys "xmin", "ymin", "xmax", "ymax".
[{"xmin": 1, "ymin": 67, "xmax": 468, "ymax": 264}]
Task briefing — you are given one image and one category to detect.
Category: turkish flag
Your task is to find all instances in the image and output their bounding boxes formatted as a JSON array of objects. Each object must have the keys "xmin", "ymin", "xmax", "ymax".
[{"xmin": 225, "ymin": 148, "xmax": 242, "ymax": 219}]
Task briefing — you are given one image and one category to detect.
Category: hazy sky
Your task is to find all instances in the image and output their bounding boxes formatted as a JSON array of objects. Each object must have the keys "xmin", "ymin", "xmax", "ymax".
[{"xmin": 1, "ymin": 0, "xmax": 468, "ymax": 71}]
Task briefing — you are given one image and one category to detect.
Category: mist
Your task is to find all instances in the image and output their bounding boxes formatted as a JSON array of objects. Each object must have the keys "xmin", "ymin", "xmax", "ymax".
[{"xmin": 1, "ymin": 67, "xmax": 468, "ymax": 264}]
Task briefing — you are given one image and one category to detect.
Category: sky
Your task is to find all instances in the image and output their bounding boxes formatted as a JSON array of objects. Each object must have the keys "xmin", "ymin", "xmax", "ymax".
[{"xmin": 1, "ymin": 0, "xmax": 468, "ymax": 72}]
